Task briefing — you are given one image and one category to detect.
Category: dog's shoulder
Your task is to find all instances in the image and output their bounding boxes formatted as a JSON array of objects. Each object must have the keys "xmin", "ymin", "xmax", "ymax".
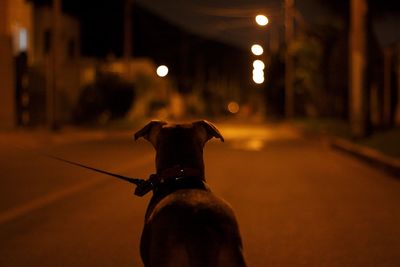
[{"xmin": 148, "ymin": 189, "xmax": 237, "ymax": 224}]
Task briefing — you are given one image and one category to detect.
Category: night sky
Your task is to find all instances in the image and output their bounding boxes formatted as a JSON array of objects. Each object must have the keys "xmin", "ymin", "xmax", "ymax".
[
  {"xmin": 135, "ymin": 0, "xmax": 400, "ymax": 47},
  {"xmin": 33, "ymin": 0, "xmax": 400, "ymax": 56}
]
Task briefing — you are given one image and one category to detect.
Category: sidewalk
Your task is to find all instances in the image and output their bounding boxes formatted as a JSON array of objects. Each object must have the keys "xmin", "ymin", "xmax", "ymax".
[
  {"xmin": 291, "ymin": 119, "xmax": 400, "ymax": 178},
  {"xmin": 0, "ymin": 126, "xmax": 134, "ymax": 149},
  {"xmin": 0, "ymin": 117, "xmax": 214, "ymax": 149}
]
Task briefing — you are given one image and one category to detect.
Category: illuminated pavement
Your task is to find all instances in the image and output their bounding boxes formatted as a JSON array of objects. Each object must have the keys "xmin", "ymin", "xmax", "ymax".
[{"xmin": 1, "ymin": 123, "xmax": 400, "ymax": 266}]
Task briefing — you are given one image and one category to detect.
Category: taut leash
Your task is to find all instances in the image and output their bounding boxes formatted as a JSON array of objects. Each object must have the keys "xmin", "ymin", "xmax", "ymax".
[{"xmin": 47, "ymin": 155, "xmax": 154, "ymax": 197}]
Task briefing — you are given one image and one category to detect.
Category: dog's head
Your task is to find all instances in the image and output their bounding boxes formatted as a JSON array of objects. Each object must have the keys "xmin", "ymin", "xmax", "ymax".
[{"xmin": 134, "ymin": 120, "xmax": 224, "ymax": 172}]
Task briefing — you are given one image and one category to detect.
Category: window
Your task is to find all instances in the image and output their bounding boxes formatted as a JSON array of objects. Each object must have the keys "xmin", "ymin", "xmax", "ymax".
[{"xmin": 18, "ymin": 28, "xmax": 28, "ymax": 52}]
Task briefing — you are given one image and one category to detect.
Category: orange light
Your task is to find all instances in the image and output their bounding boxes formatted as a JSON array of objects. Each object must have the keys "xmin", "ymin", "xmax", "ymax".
[{"xmin": 227, "ymin": 101, "xmax": 240, "ymax": 114}]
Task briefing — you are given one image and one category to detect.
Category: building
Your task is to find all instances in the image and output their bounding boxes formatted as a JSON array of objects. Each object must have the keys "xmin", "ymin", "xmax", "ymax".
[
  {"xmin": 0, "ymin": 0, "xmax": 33, "ymax": 128},
  {"xmin": 0, "ymin": 0, "xmax": 82, "ymax": 127},
  {"xmin": 30, "ymin": 6, "xmax": 81, "ymax": 124}
]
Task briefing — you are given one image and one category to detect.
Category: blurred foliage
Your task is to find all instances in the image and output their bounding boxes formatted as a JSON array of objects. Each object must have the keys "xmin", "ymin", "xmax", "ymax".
[
  {"xmin": 134, "ymin": 73, "xmax": 157, "ymax": 95},
  {"xmin": 73, "ymin": 73, "xmax": 135, "ymax": 124},
  {"xmin": 314, "ymin": 21, "xmax": 350, "ymax": 118},
  {"xmin": 312, "ymin": 0, "xmax": 391, "ymax": 125},
  {"xmin": 290, "ymin": 35, "xmax": 323, "ymax": 117},
  {"xmin": 148, "ymin": 99, "xmax": 168, "ymax": 113}
]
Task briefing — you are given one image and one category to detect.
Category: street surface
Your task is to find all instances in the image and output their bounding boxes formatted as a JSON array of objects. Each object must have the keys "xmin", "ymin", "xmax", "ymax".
[{"xmin": 1, "ymin": 123, "xmax": 400, "ymax": 266}]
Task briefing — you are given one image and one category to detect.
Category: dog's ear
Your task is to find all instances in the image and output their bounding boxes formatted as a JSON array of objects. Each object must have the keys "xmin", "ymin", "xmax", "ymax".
[
  {"xmin": 134, "ymin": 120, "xmax": 167, "ymax": 148},
  {"xmin": 193, "ymin": 120, "xmax": 224, "ymax": 146}
]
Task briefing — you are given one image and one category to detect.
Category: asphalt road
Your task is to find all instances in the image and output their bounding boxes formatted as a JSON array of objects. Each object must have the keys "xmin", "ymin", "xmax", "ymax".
[{"xmin": 1, "ymin": 123, "xmax": 400, "ymax": 266}]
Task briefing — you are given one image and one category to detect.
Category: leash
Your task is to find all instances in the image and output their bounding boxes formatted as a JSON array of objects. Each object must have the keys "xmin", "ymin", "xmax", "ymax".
[
  {"xmin": 14, "ymin": 145, "xmax": 203, "ymax": 198},
  {"xmin": 46, "ymin": 155, "xmax": 154, "ymax": 197}
]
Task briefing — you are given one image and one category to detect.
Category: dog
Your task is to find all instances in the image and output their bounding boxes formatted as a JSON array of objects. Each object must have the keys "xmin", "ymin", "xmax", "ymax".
[{"xmin": 134, "ymin": 120, "xmax": 246, "ymax": 267}]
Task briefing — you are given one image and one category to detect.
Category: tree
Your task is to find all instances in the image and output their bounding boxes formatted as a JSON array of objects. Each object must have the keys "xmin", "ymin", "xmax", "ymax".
[{"xmin": 313, "ymin": 0, "xmax": 400, "ymax": 137}]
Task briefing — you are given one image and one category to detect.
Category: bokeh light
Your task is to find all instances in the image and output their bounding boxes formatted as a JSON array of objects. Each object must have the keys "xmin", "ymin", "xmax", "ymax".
[
  {"xmin": 252, "ymin": 68, "xmax": 264, "ymax": 77},
  {"xmin": 255, "ymin": 15, "xmax": 269, "ymax": 26},
  {"xmin": 253, "ymin": 74, "xmax": 265, "ymax": 84},
  {"xmin": 156, "ymin": 65, "xmax": 169, "ymax": 77},
  {"xmin": 251, "ymin": 44, "xmax": 263, "ymax": 56},
  {"xmin": 253, "ymin": 60, "xmax": 265, "ymax": 70},
  {"xmin": 227, "ymin": 101, "xmax": 240, "ymax": 114}
]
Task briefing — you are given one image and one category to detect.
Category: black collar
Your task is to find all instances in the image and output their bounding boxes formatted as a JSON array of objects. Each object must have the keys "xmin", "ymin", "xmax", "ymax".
[
  {"xmin": 134, "ymin": 165, "xmax": 206, "ymax": 197},
  {"xmin": 139, "ymin": 165, "xmax": 209, "ymax": 222}
]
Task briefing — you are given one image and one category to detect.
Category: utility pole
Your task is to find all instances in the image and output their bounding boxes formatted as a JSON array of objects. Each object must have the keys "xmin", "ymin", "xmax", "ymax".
[
  {"xmin": 383, "ymin": 47, "xmax": 392, "ymax": 126},
  {"xmin": 269, "ymin": 24, "xmax": 279, "ymax": 54},
  {"xmin": 284, "ymin": 0, "xmax": 295, "ymax": 118},
  {"xmin": 124, "ymin": 0, "xmax": 133, "ymax": 60},
  {"xmin": 48, "ymin": 0, "xmax": 61, "ymax": 130},
  {"xmin": 395, "ymin": 45, "xmax": 400, "ymax": 126},
  {"xmin": 349, "ymin": 0, "xmax": 368, "ymax": 137}
]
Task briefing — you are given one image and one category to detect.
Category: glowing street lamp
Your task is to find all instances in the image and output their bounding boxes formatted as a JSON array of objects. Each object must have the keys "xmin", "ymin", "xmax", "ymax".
[
  {"xmin": 252, "ymin": 68, "xmax": 264, "ymax": 77},
  {"xmin": 251, "ymin": 44, "xmax": 263, "ymax": 56},
  {"xmin": 253, "ymin": 59, "xmax": 265, "ymax": 70},
  {"xmin": 253, "ymin": 74, "xmax": 265, "ymax": 84},
  {"xmin": 252, "ymin": 59, "xmax": 265, "ymax": 84},
  {"xmin": 251, "ymin": 16, "xmax": 268, "ymax": 85},
  {"xmin": 156, "ymin": 65, "xmax": 169, "ymax": 77},
  {"xmin": 255, "ymin": 14, "xmax": 269, "ymax": 26}
]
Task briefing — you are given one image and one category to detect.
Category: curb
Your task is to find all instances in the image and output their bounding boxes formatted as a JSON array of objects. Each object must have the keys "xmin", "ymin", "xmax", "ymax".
[
  {"xmin": 290, "ymin": 124, "xmax": 400, "ymax": 178},
  {"xmin": 329, "ymin": 137, "xmax": 400, "ymax": 178}
]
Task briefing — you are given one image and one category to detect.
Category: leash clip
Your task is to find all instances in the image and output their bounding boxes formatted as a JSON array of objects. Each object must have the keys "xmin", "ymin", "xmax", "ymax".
[{"xmin": 134, "ymin": 174, "xmax": 157, "ymax": 197}]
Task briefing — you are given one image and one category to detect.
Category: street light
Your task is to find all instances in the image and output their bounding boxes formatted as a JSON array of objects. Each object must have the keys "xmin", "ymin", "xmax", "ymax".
[
  {"xmin": 252, "ymin": 68, "xmax": 264, "ymax": 76},
  {"xmin": 252, "ymin": 59, "xmax": 265, "ymax": 84},
  {"xmin": 253, "ymin": 59, "xmax": 265, "ymax": 70},
  {"xmin": 251, "ymin": 16, "xmax": 268, "ymax": 84},
  {"xmin": 156, "ymin": 65, "xmax": 169, "ymax": 77},
  {"xmin": 253, "ymin": 74, "xmax": 265, "ymax": 84},
  {"xmin": 251, "ymin": 44, "xmax": 264, "ymax": 56},
  {"xmin": 255, "ymin": 14, "xmax": 269, "ymax": 26}
]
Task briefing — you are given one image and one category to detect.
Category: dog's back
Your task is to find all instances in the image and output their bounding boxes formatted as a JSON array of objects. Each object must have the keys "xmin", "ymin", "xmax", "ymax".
[{"xmin": 140, "ymin": 189, "xmax": 246, "ymax": 267}]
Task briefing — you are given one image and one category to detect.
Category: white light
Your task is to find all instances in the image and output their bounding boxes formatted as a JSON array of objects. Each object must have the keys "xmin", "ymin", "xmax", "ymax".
[
  {"xmin": 253, "ymin": 75, "xmax": 265, "ymax": 84},
  {"xmin": 251, "ymin": 44, "xmax": 263, "ymax": 56},
  {"xmin": 253, "ymin": 60, "xmax": 265, "ymax": 70},
  {"xmin": 156, "ymin": 65, "xmax": 169, "ymax": 77},
  {"xmin": 255, "ymin": 15, "xmax": 269, "ymax": 26},
  {"xmin": 252, "ymin": 68, "xmax": 264, "ymax": 77}
]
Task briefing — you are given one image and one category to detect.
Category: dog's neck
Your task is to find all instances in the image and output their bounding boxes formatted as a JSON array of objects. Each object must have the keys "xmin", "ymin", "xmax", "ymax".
[
  {"xmin": 146, "ymin": 131, "xmax": 208, "ymax": 221},
  {"xmin": 156, "ymin": 165, "xmax": 205, "ymax": 181},
  {"xmin": 156, "ymin": 160, "xmax": 205, "ymax": 180},
  {"xmin": 146, "ymin": 157, "xmax": 208, "ymax": 222},
  {"xmin": 149, "ymin": 164, "xmax": 206, "ymax": 201}
]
